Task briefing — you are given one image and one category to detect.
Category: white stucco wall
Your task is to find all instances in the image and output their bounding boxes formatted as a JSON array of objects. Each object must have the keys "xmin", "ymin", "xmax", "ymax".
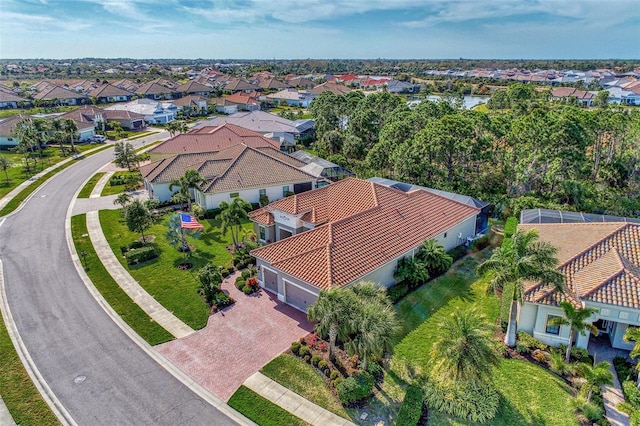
[
  {"xmin": 530, "ymin": 304, "xmax": 574, "ymax": 347},
  {"xmin": 149, "ymin": 182, "xmax": 173, "ymax": 202},
  {"xmin": 203, "ymin": 182, "xmax": 313, "ymax": 210}
]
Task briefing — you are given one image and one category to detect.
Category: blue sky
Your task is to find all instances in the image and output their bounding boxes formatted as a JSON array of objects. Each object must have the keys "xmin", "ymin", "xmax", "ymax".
[{"xmin": 1, "ymin": 0, "xmax": 639, "ymax": 59}]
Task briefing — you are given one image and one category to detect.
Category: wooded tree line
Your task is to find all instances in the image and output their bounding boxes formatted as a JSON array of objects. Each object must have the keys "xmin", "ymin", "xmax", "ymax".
[{"xmin": 309, "ymin": 87, "xmax": 640, "ymax": 219}]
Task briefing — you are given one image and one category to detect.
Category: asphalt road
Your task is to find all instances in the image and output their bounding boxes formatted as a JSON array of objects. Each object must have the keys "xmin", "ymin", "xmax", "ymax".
[{"xmin": 0, "ymin": 137, "xmax": 238, "ymax": 425}]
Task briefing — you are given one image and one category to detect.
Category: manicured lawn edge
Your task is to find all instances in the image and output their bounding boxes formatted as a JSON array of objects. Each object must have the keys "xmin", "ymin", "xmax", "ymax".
[
  {"xmin": 77, "ymin": 172, "xmax": 106, "ymax": 198},
  {"xmin": 228, "ymin": 386, "xmax": 310, "ymax": 426},
  {"xmin": 0, "ymin": 145, "xmax": 112, "ymax": 216},
  {"xmin": 70, "ymin": 214, "xmax": 174, "ymax": 345},
  {"xmin": 261, "ymin": 354, "xmax": 350, "ymax": 419},
  {"xmin": 128, "ymin": 131, "xmax": 159, "ymax": 141},
  {"xmin": 0, "ymin": 304, "xmax": 60, "ymax": 425}
]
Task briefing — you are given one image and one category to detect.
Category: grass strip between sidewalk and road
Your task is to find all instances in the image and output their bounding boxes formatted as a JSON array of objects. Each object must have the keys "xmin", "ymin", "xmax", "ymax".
[
  {"xmin": 77, "ymin": 172, "xmax": 106, "ymax": 198},
  {"xmin": 228, "ymin": 385, "xmax": 310, "ymax": 426},
  {"xmin": 128, "ymin": 131, "xmax": 160, "ymax": 141},
  {"xmin": 0, "ymin": 145, "xmax": 112, "ymax": 217},
  {"xmin": 0, "ymin": 309, "xmax": 60, "ymax": 425},
  {"xmin": 70, "ymin": 214, "xmax": 174, "ymax": 346}
]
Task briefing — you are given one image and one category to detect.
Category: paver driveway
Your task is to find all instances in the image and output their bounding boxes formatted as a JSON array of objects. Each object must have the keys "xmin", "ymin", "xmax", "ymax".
[{"xmin": 157, "ymin": 271, "xmax": 314, "ymax": 401}]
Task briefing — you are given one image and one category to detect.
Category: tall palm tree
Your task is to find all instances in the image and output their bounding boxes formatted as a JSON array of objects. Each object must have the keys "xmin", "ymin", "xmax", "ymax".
[
  {"xmin": 431, "ymin": 308, "xmax": 500, "ymax": 385},
  {"xmin": 477, "ymin": 229, "xmax": 564, "ymax": 347},
  {"xmin": 623, "ymin": 326, "xmax": 640, "ymax": 387},
  {"xmin": 394, "ymin": 256, "xmax": 429, "ymax": 289},
  {"xmin": 169, "ymin": 169, "xmax": 206, "ymax": 212},
  {"xmin": 50, "ymin": 118, "xmax": 66, "ymax": 156},
  {"xmin": 62, "ymin": 118, "xmax": 78, "ymax": 153},
  {"xmin": 350, "ymin": 280, "xmax": 391, "ymax": 306},
  {"xmin": 307, "ymin": 288, "xmax": 356, "ymax": 361},
  {"xmin": 216, "ymin": 197, "xmax": 251, "ymax": 248},
  {"xmin": 548, "ymin": 301, "xmax": 598, "ymax": 362},
  {"xmin": 576, "ymin": 360, "xmax": 614, "ymax": 402},
  {"xmin": 417, "ymin": 239, "xmax": 453, "ymax": 276}
]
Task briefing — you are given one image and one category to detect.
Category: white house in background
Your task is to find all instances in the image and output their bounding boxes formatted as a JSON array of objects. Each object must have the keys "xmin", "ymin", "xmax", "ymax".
[
  {"xmin": 0, "ymin": 114, "xmax": 26, "ymax": 147},
  {"xmin": 140, "ymin": 142, "xmax": 322, "ymax": 209},
  {"xmin": 265, "ymin": 88, "xmax": 316, "ymax": 107},
  {"xmin": 603, "ymin": 87, "xmax": 640, "ymax": 106},
  {"xmin": 516, "ymin": 221, "xmax": 640, "ymax": 351},
  {"xmin": 249, "ymin": 178, "xmax": 480, "ymax": 312},
  {"xmin": 106, "ymin": 98, "xmax": 177, "ymax": 125}
]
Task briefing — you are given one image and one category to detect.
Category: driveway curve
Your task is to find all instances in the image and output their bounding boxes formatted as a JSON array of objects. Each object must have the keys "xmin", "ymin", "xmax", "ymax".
[{"xmin": 0, "ymin": 137, "xmax": 241, "ymax": 425}]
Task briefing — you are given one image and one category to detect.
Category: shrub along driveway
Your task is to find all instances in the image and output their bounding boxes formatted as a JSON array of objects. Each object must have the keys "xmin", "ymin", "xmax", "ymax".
[{"xmin": 156, "ymin": 271, "xmax": 313, "ymax": 401}]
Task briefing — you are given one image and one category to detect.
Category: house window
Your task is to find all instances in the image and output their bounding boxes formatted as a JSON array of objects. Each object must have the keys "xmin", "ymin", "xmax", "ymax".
[
  {"xmin": 259, "ymin": 189, "xmax": 266, "ymax": 197},
  {"xmin": 283, "ymin": 186, "xmax": 290, "ymax": 197},
  {"xmin": 230, "ymin": 192, "xmax": 239, "ymax": 198},
  {"xmin": 259, "ymin": 226, "xmax": 266, "ymax": 241},
  {"xmin": 545, "ymin": 315, "xmax": 561, "ymax": 335}
]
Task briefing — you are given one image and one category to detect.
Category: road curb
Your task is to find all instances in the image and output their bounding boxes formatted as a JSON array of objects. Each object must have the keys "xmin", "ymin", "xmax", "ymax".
[{"xmin": 0, "ymin": 259, "xmax": 77, "ymax": 426}]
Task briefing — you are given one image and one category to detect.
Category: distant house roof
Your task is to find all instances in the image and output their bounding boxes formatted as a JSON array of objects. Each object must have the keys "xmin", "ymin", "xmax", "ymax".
[
  {"xmin": 290, "ymin": 150, "xmax": 354, "ymax": 179},
  {"xmin": 224, "ymin": 78, "xmax": 260, "ymax": 92},
  {"xmin": 0, "ymin": 114, "xmax": 28, "ymax": 137},
  {"xmin": 250, "ymin": 178, "xmax": 479, "ymax": 289},
  {"xmin": 225, "ymin": 91, "xmax": 260, "ymax": 106},
  {"xmin": 176, "ymin": 81, "xmax": 212, "ymax": 94},
  {"xmin": 520, "ymin": 209, "xmax": 640, "ymax": 225},
  {"xmin": 0, "ymin": 87, "xmax": 28, "ymax": 103},
  {"xmin": 266, "ymin": 88, "xmax": 315, "ymax": 102},
  {"xmin": 105, "ymin": 98, "xmax": 173, "ymax": 116},
  {"xmin": 520, "ymin": 222, "xmax": 640, "ymax": 310},
  {"xmin": 172, "ymin": 95, "xmax": 209, "ymax": 107},
  {"xmin": 199, "ymin": 110, "xmax": 312, "ymax": 135},
  {"xmin": 141, "ymin": 144, "xmax": 314, "ymax": 194},
  {"xmin": 148, "ymin": 123, "xmax": 281, "ymax": 155},
  {"xmin": 88, "ymin": 83, "xmax": 135, "ymax": 98},
  {"xmin": 551, "ymin": 87, "xmax": 596, "ymax": 100},
  {"xmin": 136, "ymin": 81, "xmax": 175, "ymax": 96},
  {"xmin": 33, "ymin": 85, "xmax": 87, "ymax": 101},
  {"xmin": 257, "ymin": 78, "xmax": 291, "ymax": 90},
  {"xmin": 309, "ymin": 82, "xmax": 351, "ymax": 95}
]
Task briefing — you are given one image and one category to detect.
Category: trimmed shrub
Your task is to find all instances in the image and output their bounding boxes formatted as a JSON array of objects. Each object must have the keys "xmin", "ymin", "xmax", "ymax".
[
  {"xmin": 336, "ymin": 371, "xmax": 375, "ymax": 405},
  {"xmin": 291, "ymin": 341, "xmax": 301, "ymax": 355},
  {"xmin": 298, "ymin": 345, "xmax": 310, "ymax": 358},
  {"xmin": 367, "ymin": 362, "xmax": 384, "ymax": 383},
  {"xmin": 388, "ymin": 282, "xmax": 409, "ymax": 303},
  {"xmin": 471, "ymin": 235, "xmax": 490, "ymax": 252},
  {"xmin": 330, "ymin": 370, "xmax": 341, "ymax": 380},
  {"xmin": 318, "ymin": 360, "xmax": 328, "ymax": 371},
  {"xmin": 504, "ymin": 216, "xmax": 518, "ymax": 238},
  {"xmin": 242, "ymin": 286, "xmax": 253, "ymax": 295},
  {"xmin": 448, "ymin": 245, "xmax": 467, "ymax": 262},
  {"xmin": 235, "ymin": 278, "xmax": 245, "ymax": 290},
  {"xmin": 613, "ymin": 356, "xmax": 636, "ymax": 382},
  {"xmin": 311, "ymin": 354, "xmax": 322, "ymax": 367},
  {"xmin": 125, "ymin": 246, "xmax": 157, "ymax": 265},
  {"xmin": 213, "ymin": 291, "xmax": 234, "ymax": 309},
  {"xmin": 396, "ymin": 385, "xmax": 425, "ymax": 426},
  {"xmin": 424, "ymin": 379, "xmax": 499, "ymax": 423},
  {"xmin": 225, "ymin": 263, "xmax": 235, "ymax": 272},
  {"xmin": 203, "ymin": 208, "xmax": 221, "ymax": 219},
  {"xmin": 241, "ymin": 269, "xmax": 251, "ymax": 280},
  {"xmin": 517, "ymin": 331, "xmax": 548, "ymax": 351},
  {"xmin": 332, "ymin": 377, "xmax": 344, "ymax": 387},
  {"xmin": 129, "ymin": 240, "xmax": 145, "ymax": 249},
  {"xmin": 251, "ymin": 266, "xmax": 257, "ymax": 276},
  {"xmin": 303, "ymin": 354, "xmax": 311, "ymax": 363},
  {"xmin": 623, "ymin": 380, "xmax": 640, "ymax": 409},
  {"xmin": 220, "ymin": 267, "xmax": 230, "ymax": 277}
]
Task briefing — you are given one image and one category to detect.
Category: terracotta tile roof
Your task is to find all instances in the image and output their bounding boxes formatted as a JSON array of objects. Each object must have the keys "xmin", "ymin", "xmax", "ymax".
[
  {"xmin": 176, "ymin": 81, "xmax": 212, "ymax": 94},
  {"xmin": 88, "ymin": 84, "xmax": 134, "ymax": 98},
  {"xmin": 309, "ymin": 82, "xmax": 351, "ymax": 95},
  {"xmin": 136, "ymin": 81, "xmax": 175, "ymax": 95},
  {"xmin": 250, "ymin": 178, "xmax": 377, "ymax": 226},
  {"xmin": 172, "ymin": 95, "xmax": 209, "ymax": 107},
  {"xmin": 33, "ymin": 85, "xmax": 87, "ymax": 101},
  {"xmin": 140, "ymin": 152, "xmax": 215, "ymax": 183},
  {"xmin": 252, "ymin": 179, "xmax": 479, "ymax": 290},
  {"xmin": 0, "ymin": 114, "xmax": 27, "ymax": 137},
  {"xmin": 225, "ymin": 92, "xmax": 260, "ymax": 105},
  {"xmin": 148, "ymin": 123, "xmax": 281, "ymax": 155},
  {"xmin": 519, "ymin": 222, "xmax": 640, "ymax": 309},
  {"xmin": 0, "ymin": 88, "xmax": 28, "ymax": 103}
]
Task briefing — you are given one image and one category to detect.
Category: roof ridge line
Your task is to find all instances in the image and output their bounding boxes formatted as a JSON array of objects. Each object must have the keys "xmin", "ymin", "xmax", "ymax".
[{"xmin": 557, "ymin": 223, "xmax": 629, "ymax": 268}]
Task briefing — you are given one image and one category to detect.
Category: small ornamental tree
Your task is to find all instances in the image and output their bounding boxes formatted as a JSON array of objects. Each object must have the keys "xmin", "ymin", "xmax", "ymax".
[
  {"xmin": 123, "ymin": 199, "xmax": 153, "ymax": 242},
  {"xmin": 198, "ymin": 263, "xmax": 222, "ymax": 305}
]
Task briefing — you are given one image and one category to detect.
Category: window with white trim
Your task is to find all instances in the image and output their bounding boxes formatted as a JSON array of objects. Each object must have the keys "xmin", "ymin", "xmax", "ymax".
[{"xmin": 545, "ymin": 315, "xmax": 561, "ymax": 335}]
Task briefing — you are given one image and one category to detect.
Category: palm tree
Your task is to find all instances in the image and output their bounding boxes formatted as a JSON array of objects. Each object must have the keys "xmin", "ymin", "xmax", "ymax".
[
  {"xmin": 430, "ymin": 308, "xmax": 500, "ymax": 385},
  {"xmin": 217, "ymin": 197, "xmax": 251, "ymax": 248},
  {"xmin": 62, "ymin": 118, "xmax": 78, "ymax": 153},
  {"xmin": 114, "ymin": 192, "xmax": 133, "ymax": 209},
  {"xmin": 623, "ymin": 326, "xmax": 640, "ymax": 387},
  {"xmin": 394, "ymin": 256, "xmax": 429, "ymax": 289},
  {"xmin": 548, "ymin": 301, "xmax": 598, "ymax": 362},
  {"xmin": 347, "ymin": 300, "xmax": 399, "ymax": 370},
  {"xmin": 307, "ymin": 288, "xmax": 356, "ymax": 361},
  {"xmin": 417, "ymin": 239, "xmax": 453, "ymax": 276},
  {"xmin": 50, "ymin": 118, "xmax": 66, "ymax": 156},
  {"xmin": 169, "ymin": 169, "xmax": 206, "ymax": 212},
  {"xmin": 477, "ymin": 229, "xmax": 564, "ymax": 347},
  {"xmin": 576, "ymin": 360, "xmax": 614, "ymax": 402}
]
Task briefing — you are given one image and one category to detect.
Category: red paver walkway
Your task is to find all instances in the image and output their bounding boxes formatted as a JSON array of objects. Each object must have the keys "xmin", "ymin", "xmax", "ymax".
[{"xmin": 156, "ymin": 271, "xmax": 314, "ymax": 401}]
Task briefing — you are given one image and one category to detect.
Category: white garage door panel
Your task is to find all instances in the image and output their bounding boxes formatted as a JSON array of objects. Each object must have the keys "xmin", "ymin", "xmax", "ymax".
[{"xmin": 285, "ymin": 282, "xmax": 317, "ymax": 311}]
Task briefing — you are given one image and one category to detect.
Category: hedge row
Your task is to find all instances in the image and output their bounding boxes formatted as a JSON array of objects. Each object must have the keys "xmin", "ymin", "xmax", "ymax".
[
  {"xmin": 396, "ymin": 385, "xmax": 425, "ymax": 426},
  {"xmin": 504, "ymin": 216, "xmax": 518, "ymax": 238},
  {"xmin": 125, "ymin": 246, "xmax": 158, "ymax": 265}
]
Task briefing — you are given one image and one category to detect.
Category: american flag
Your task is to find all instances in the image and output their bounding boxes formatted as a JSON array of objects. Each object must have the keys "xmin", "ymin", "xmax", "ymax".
[{"xmin": 180, "ymin": 213, "xmax": 204, "ymax": 230}]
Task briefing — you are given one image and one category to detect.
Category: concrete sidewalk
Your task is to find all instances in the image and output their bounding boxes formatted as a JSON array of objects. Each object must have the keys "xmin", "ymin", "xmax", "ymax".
[
  {"xmin": 590, "ymin": 338, "xmax": 631, "ymax": 426},
  {"xmin": 86, "ymin": 210, "xmax": 194, "ymax": 339},
  {"xmin": 0, "ymin": 396, "xmax": 16, "ymax": 426},
  {"xmin": 90, "ymin": 171, "xmax": 115, "ymax": 198},
  {"xmin": 243, "ymin": 372, "xmax": 354, "ymax": 426},
  {"xmin": 72, "ymin": 190, "xmax": 147, "ymax": 215}
]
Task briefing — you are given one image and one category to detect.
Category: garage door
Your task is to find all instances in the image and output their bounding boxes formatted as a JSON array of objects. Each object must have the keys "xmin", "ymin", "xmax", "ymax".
[
  {"xmin": 263, "ymin": 268, "xmax": 278, "ymax": 293},
  {"xmin": 285, "ymin": 281, "xmax": 318, "ymax": 311}
]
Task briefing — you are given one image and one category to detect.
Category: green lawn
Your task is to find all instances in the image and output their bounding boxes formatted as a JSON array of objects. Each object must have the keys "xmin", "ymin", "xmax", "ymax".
[
  {"xmin": 228, "ymin": 386, "xmax": 310, "ymax": 426},
  {"xmin": 77, "ymin": 172, "xmax": 106, "ymax": 198},
  {"xmin": 261, "ymin": 354, "xmax": 350, "ymax": 419},
  {"xmin": 100, "ymin": 171, "xmax": 141, "ymax": 196},
  {"xmin": 99, "ymin": 209, "xmax": 253, "ymax": 329},
  {"xmin": 71, "ymin": 214, "xmax": 174, "ymax": 345},
  {"xmin": 0, "ymin": 309, "xmax": 60, "ymax": 425},
  {"xmin": 428, "ymin": 359, "xmax": 579, "ymax": 426}
]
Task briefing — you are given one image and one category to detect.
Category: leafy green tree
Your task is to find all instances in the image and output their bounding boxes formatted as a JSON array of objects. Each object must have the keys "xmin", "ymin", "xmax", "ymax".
[
  {"xmin": 113, "ymin": 192, "xmax": 133, "ymax": 209},
  {"xmin": 0, "ymin": 156, "xmax": 10, "ymax": 183},
  {"xmin": 548, "ymin": 301, "xmax": 598, "ymax": 362},
  {"xmin": 594, "ymin": 91, "xmax": 609, "ymax": 108},
  {"xmin": 12, "ymin": 118, "xmax": 39, "ymax": 171},
  {"xmin": 113, "ymin": 141, "xmax": 140, "ymax": 171},
  {"xmin": 50, "ymin": 118, "xmax": 67, "ymax": 156},
  {"xmin": 417, "ymin": 239, "xmax": 453, "ymax": 276},
  {"xmin": 109, "ymin": 120, "xmax": 125, "ymax": 140},
  {"xmin": 576, "ymin": 361, "xmax": 614, "ymax": 402},
  {"xmin": 217, "ymin": 197, "xmax": 251, "ymax": 248},
  {"xmin": 307, "ymin": 288, "xmax": 356, "ymax": 361},
  {"xmin": 431, "ymin": 308, "xmax": 500, "ymax": 385},
  {"xmin": 123, "ymin": 199, "xmax": 153, "ymax": 242},
  {"xmin": 477, "ymin": 229, "xmax": 564, "ymax": 347},
  {"xmin": 169, "ymin": 169, "xmax": 206, "ymax": 212},
  {"xmin": 62, "ymin": 118, "xmax": 78, "ymax": 153},
  {"xmin": 198, "ymin": 263, "xmax": 222, "ymax": 305}
]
